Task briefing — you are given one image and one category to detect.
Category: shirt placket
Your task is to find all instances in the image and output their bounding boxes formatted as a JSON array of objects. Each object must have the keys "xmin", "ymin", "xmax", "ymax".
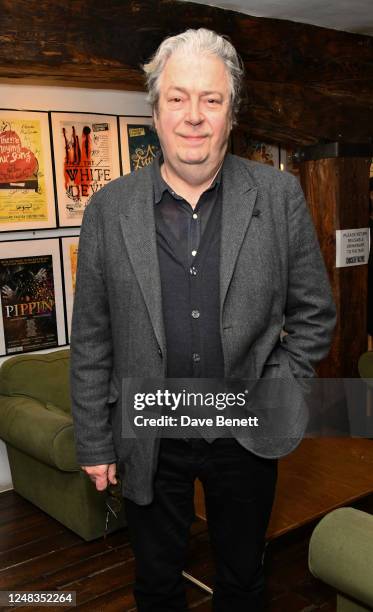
[{"xmin": 189, "ymin": 207, "xmax": 202, "ymax": 376}]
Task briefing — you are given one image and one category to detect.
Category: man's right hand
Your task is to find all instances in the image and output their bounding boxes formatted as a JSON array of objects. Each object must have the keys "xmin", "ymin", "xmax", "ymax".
[{"xmin": 81, "ymin": 462, "xmax": 117, "ymax": 491}]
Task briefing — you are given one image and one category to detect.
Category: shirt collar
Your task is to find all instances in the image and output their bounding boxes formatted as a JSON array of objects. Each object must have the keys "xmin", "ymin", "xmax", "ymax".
[{"xmin": 152, "ymin": 151, "xmax": 224, "ymax": 205}]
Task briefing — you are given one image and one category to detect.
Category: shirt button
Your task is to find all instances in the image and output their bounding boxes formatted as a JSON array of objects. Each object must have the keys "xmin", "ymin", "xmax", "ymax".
[
  {"xmin": 191, "ymin": 310, "xmax": 200, "ymax": 319},
  {"xmin": 192, "ymin": 353, "xmax": 201, "ymax": 363},
  {"xmin": 191, "ymin": 250, "xmax": 197, "ymax": 257},
  {"xmin": 190, "ymin": 266, "xmax": 198, "ymax": 276},
  {"xmin": 192, "ymin": 213, "xmax": 198, "ymax": 219}
]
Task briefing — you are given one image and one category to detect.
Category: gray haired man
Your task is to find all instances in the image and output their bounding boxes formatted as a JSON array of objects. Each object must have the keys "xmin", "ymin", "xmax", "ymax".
[{"xmin": 71, "ymin": 28, "xmax": 336, "ymax": 611}]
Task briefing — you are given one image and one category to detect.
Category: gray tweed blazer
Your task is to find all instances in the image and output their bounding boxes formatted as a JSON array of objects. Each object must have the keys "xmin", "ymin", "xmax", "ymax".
[{"xmin": 70, "ymin": 153, "xmax": 336, "ymax": 505}]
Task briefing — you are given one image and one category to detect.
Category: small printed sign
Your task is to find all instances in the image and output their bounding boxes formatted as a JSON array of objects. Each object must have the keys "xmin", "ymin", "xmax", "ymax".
[{"xmin": 335, "ymin": 227, "xmax": 370, "ymax": 268}]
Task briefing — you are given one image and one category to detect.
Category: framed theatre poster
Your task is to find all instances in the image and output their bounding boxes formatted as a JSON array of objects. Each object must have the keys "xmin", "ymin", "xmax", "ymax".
[
  {"xmin": 119, "ymin": 116, "xmax": 161, "ymax": 174},
  {"xmin": 231, "ymin": 132, "xmax": 280, "ymax": 169},
  {"xmin": 0, "ymin": 238, "xmax": 66, "ymax": 356},
  {"xmin": 60, "ymin": 235, "xmax": 79, "ymax": 340},
  {"xmin": 51, "ymin": 112, "xmax": 120, "ymax": 227},
  {"xmin": 0, "ymin": 109, "xmax": 56, "ymax": 232}
]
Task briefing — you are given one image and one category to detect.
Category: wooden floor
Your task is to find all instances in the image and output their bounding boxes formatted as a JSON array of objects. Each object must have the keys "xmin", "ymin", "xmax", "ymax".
[
  {"xmin": 2, "ymin": 438, "xmax": 373, "ymax": 611},
  {"xmin": 1, "ymin": 494, "xmax": 372, "ymax": 611},
  {"xmin": 1, "ymin": 493, "xmax": 373, "ymax": 611},
  {"xmin": 0, "ymin": 489, "xmax": 341, "ymax": 612}
]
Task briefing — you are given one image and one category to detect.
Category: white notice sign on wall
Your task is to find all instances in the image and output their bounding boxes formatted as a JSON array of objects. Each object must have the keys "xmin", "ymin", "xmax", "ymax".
[{"xmin": 335, "ymin": 228, "xmax": 370, "ymax": 268}]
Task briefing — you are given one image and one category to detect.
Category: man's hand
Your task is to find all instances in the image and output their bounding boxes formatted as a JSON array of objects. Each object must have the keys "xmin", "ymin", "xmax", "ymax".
[{"xmin": 81, "ymin": 462, "xmax": 117, "ymax": 491}]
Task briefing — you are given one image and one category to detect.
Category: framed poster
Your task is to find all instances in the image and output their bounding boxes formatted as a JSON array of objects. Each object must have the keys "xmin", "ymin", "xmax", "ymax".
[
  {"xmin": 0, "ymin": 239, "xmax": 66, "ymax": 356},
  {"xmin": 60, "ymin": 235, "xmax": 79, "ymax": 340},
  {"xmin": 231, "ymin": 133, "xmax": 280, "ymax": 168},
  {"xmin": 0, "ymin": 109, "xmax": 56, "ymax": 232},
  {"xmin": 119, "ymin": 116, "xmax": 161, "ymax": 174},
  {"xmin": 51, "ymin": 112, "xmax": 120, "ymax": 227}
]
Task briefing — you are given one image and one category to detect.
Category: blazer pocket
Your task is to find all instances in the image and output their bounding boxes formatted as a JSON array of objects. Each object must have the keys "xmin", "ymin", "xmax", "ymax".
[{"xmin": 262, "ymin": 346, "xmax": 295, "ymax": 380}]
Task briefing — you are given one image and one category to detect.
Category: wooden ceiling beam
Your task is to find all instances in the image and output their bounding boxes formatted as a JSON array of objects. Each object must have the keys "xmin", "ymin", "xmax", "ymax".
[{"xmin": 1, "ymin": 0, "xmax": 372, "ymax": 146}]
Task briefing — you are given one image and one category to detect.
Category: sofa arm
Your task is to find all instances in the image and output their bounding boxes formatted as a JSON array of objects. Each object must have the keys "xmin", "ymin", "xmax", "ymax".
[
  {"xmin": 309, "ymin": 507, "xmax": 373, "ymax": 609},
  {"xmin": 0, "ymin": 395, "xmax": 79, "ymax": 472}
]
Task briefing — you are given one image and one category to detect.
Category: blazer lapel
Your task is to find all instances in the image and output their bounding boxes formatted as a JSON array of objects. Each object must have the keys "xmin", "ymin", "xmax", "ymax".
[
  {"xmin": 220, "ymin": 154, "xmax": 258, "ymax": 309},
  {"xmin": 119, "ymin": 169, "xmax": 166, "ymax": 354}
]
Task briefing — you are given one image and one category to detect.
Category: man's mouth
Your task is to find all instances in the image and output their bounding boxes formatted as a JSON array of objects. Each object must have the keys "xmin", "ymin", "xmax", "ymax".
[{"xmin": 178, "ymin": 134, "xmax": 208, "ymax": 143}]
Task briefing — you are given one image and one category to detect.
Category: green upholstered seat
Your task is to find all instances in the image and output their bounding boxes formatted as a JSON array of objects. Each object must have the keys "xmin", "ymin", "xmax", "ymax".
[
  {"xmin": 309, "ymin": 507, "xmax": 373, "ymax": 612},
  {"xmin": 358, "ymin": 351, "xmax": 373, "ymax": 388},
  {"xmin": 0, "ymin": 350, "xmax": 126, "ymax": 541}
]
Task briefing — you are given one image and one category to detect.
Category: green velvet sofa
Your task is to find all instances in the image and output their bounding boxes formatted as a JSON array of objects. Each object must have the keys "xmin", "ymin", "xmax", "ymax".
[
  {"xmin": 0, "ymin": 349, "xmax": 126, "ymax": 541},
  {"xmin": 309, "ymin": 507, "xmax": 373, "ymax": 611}
]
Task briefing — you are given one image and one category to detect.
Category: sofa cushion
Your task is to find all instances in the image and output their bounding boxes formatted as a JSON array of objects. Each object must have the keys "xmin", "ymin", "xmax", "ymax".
[{"xmin": 0, "ymin": 350, "xmax": 71, "ymax": 414}]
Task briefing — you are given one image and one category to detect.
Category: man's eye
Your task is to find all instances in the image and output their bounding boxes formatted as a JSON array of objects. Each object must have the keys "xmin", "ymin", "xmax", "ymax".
[
  {"xmin": 207, "ymin": 99, "xmax": 219, "ymax": 105},
  {"xmin": 170, "ymin": 97, "xmax": 182, "ymax": 103}
]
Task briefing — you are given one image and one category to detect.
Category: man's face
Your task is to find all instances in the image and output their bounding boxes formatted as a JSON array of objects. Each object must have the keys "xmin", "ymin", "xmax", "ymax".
[{"xmin": 153, "ymin": 50, "xmax": 232, "ymax": 177}]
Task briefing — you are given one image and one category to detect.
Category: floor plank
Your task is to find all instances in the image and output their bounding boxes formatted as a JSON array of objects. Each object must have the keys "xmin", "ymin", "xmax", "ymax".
[{"xmin": 2, "ymin": 488, "xmax": 373, "ymax": 611}]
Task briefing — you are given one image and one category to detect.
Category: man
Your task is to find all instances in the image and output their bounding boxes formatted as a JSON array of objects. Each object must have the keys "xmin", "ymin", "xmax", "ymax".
[{"xmin": 71, "ymin": 28, "xmax": 336, "ymax": 611}]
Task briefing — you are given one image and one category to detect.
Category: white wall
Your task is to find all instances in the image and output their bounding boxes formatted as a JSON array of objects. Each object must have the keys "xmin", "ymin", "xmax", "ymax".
[
  {"xmin": 0, "ymin": 83, "xmax": 150, "ymax": 116},
  {"xmin": 0, "ymin": 83, "xmax": 150, "ymax": 489}
]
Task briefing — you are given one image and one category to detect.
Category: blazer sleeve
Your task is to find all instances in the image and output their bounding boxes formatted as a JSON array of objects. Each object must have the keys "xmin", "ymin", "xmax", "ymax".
[
  {"xmin": 69, "ymin": 198, "xmax": 117, "ymax": 466},
  {"xmin": 280, "ymin": 175, "xmax": 337, "ymax": 378}
]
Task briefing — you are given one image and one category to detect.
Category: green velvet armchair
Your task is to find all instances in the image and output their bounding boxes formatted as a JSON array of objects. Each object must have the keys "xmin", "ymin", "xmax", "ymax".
[
  {"xmin": 0, "ymin": 349, "xmax": 126, "ymax": 541},
  {"xmin": 309, "ymin": 507, "xmax": 373, "ymax": 612}
]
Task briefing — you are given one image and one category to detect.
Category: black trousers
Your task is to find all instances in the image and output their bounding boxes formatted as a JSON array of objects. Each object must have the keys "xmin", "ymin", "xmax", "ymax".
[{"xmin": 124, "ymin": 438, "xmax": 278, "ymax": 612}]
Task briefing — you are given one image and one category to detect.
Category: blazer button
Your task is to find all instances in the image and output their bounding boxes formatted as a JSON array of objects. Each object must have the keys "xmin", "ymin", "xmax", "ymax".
[{"xmin": 158, "ymin": 348, "xmax": 163, "ymax": 358}]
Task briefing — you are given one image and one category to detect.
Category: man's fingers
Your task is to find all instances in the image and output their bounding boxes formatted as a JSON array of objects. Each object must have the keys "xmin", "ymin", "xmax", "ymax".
[
  {"xmin": 94, "ymin": 473, "xmax": 109, "ymax": 491},
  {"xmin": 81, "ymin": 464, "xmax": 110, "ymax": 491},
  {"xmin": 80, "ymin": 463, "xmax": 118, "ymax": 491},
  {"xmin": 107, "ymin": 463, "xmax": 118, "ymax": 485}
]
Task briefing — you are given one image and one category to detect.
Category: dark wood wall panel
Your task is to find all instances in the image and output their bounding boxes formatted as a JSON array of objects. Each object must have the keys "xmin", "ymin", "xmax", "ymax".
[
  {"xmin": 1, "ymin": 0, "xmax": 373, "ymax": 146},
  {"xmin": 300, "ymin": 157, "xmax": 371, "ymax": 377}
]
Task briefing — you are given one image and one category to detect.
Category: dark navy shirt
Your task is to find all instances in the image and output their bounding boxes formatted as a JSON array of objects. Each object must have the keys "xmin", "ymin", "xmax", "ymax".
[{"xmin": 151, "ymin": 155, "xmax": 224, "ymax": 379}]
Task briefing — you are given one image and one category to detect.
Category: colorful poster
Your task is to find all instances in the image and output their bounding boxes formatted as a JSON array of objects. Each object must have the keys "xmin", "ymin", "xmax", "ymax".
[
  {"xmin": 0, "ymin": 255, "xmax": 57, "ymax": 354},
  {"xmin": 0, "ymin": 239, "xmax": 66, "ymax": 356},
  {"xmin": 61, "ymin": 235, "xmax": 80, "ymax": 340},
  {"xmin": 51, "ymin": 113, "xmax": 120, "ymax": 227},
  {"xmin": 0, "ymin": 110, "xmax": 56, "ymax": 231},
  {"xmin": 232, "ymin": 133, "xmax": 280, "ymax": 168},
  {"xmin": 69, "ymin": 242, "xmax": 78, "ymax": 293},
  {"xmin": 119, "ymin": 117, "xmax": 161, "ymax": 174}
]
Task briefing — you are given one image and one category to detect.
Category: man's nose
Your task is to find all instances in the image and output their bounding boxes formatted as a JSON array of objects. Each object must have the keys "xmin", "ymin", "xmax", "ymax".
[{"xmin": 185, "ymin": 99, "xmax": 203, "ymax": 125}]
